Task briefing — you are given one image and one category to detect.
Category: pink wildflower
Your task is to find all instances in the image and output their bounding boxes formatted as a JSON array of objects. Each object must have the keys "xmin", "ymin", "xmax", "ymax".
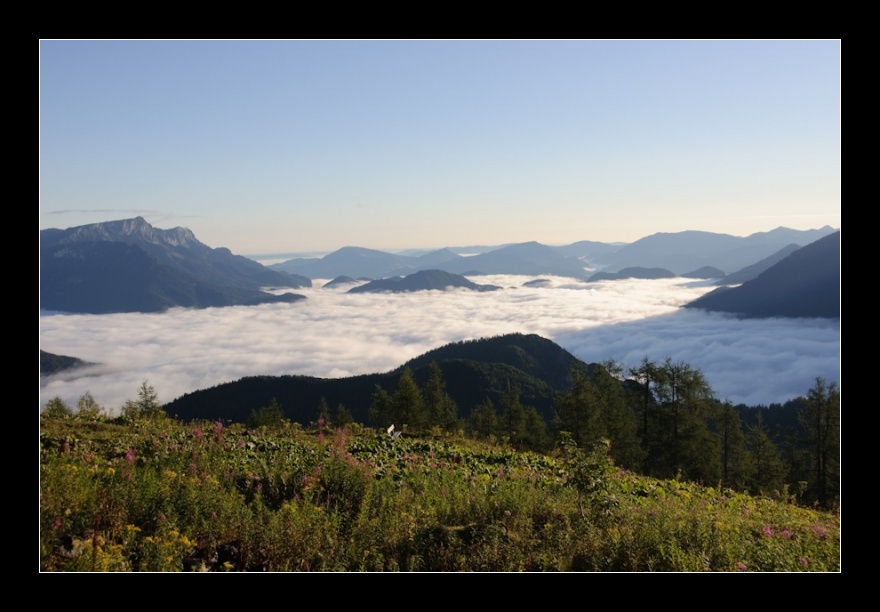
[
  {"xmin": 780, "ymin": 529, "xmax": 792, "ymax": 540},
  {"xmin": 125, "ymin": 448, "xmax": 136, "ymax": 464},
  {"xmin": 737, "ymin": 562, "xmax": 747, "ymax": 571},
  {"xmin": 763, "ymin": 525, "xmax": 774, "ymax": 537}
]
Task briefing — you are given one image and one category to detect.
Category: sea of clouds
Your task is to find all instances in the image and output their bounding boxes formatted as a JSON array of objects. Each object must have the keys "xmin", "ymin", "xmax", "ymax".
[{"xmin": 39, "ymin": 276, "xmax": 840, "ymax": 415}]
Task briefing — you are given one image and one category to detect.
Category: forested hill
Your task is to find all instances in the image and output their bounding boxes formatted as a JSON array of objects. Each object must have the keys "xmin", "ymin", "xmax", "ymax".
[{"xmin": 164, "ymin": 333, "xmax": 584, "ymax": 425}]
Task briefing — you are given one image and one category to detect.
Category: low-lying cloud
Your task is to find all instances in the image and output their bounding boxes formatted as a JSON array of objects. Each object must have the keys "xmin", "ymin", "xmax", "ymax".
[{"xmin": 39, "ymin": 276, "xmax": 840, "ymax": 414}]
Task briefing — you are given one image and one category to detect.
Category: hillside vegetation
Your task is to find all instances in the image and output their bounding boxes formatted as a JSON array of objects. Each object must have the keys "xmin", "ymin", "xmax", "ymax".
[{"xmin": 40, "ymin": 408, "xmax": 839, "ymax": 572}]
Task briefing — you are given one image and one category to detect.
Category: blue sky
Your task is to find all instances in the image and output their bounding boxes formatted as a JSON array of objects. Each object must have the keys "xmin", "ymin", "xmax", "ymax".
[{"xmin": 39, "ymin": 40, "xmax": 840, "ymax": 255}]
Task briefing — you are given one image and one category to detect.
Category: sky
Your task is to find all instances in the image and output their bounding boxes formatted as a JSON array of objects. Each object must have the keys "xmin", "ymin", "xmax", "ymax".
[
  {"xmin": 39, "ymin": 276, "xmax": 840, "ymax": 414},
  {"xmin": 38, "ymin": 40, "xmax": 841, "ymax": 255}
]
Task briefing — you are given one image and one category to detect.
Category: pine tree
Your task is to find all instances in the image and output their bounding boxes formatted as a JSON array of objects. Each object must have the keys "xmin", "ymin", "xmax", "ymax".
[
  {"xmin": 122, "ymin": 380, "xmax": 165, "ymax": 420},
  {"xmin": 798, "ymin": 377, "xmax": 840, "ymax": 508},
  {"xmin": 369, "ymin": 384, "xmax": 393, "ymax": 428},
  {"xmin": 423, "ymin": 361, "xmax": 459, "ymax": 431},
  {"xmin": 593, "ymin": 361, "xmax": 644, "ymax": 470},
  {"xmin": 716, "ymin": 401, "xmax": 751, "ymax": 490},
  {"xmin": 469, "ymin": 397, "xmax": 498, "ymax": 441},
  {"xmin": 554, "ymin": 367, "xmax": 604, "ymax": 449},
  {"xmin": 745, "ymin": 411, "xmax": 787, "ymax": 496},
  {"xmin": 391, "ymin": 367, "xmax": 427, "ymax": 432},
  {"xmin": 43, "ymin": 396, "xmax": 72, "ymax": 418}
]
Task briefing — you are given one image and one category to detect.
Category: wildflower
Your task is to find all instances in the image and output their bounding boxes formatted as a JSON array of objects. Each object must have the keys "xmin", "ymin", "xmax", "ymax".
[
  {"xmin": 53, "ymin": 519, "xmax": 62, "ymax": 528},
  {"xmin": 737, "ymin": 562, "xmax": 747, "ymax": 571},
  {"xmin": 763, "ymin": 525, "xmax": 774, "ymax": 537},
  {"xmin": 158, "ymin": 513, "xmax": 166, "ymax": 522},
  {"xmin": 780, "ymin": 529, "xmax": 792, "ymax": 540},
  {"xmin": 61, "ymin": 440, "xmax": 70, "ymax": 454},
  {"xmin": 125, "ymin": 448, "xmax": 136, "ymax": 464},
  {"xmin": 812, "ymin": 524, "xmax": 827, "ymax": 539},
  {"xmin": 799, "ymin": 557, "xmax": 809, "ymax": 567},
  {"xmin": 192, "ymin": 427, "xmax": 203, "ymax": 441}
]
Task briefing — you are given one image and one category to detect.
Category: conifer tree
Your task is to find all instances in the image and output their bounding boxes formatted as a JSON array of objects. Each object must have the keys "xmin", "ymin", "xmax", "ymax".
[
  {"xmin": 391, "ymin": 367, "xmax": 427, "ymax": 432},
  {"xmin": 798, "ymin": 377, "xmax": 840, "ymax": 508},
  {"xmin": 423, "ymin": 361, "xmax": 459, "ymax": 431},
  {"xmin": 43, "ymin": 396, "xmax": 72, "ymax": 418},
  {"xmin": 716, "ymin": 401, "xmax": 751, "ymax": 490},
  {"xmin": 469, "ymin": 397, "xmax": 498, "ymax": 441},
  {"xmin": 369, "ymin": 384, "xmax": 393, "ymax": 428},
  {"xmin": 745, "ymin": 411, "xmax": 787, "ymax": 496}
]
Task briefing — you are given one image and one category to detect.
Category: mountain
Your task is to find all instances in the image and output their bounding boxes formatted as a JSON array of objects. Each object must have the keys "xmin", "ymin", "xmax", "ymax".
[
  {"xmin": 270, "ymin": 246, "xmax": 416, "ymax": 279},
  {"xmin": 40, "ymin": 217, "xmax": 310, "ymax": 314},
  {"xmin": 597, "ymin": 226, "xmax": 837, "ymax": 275},
  {"xmin": 714, "ymin": 243, "xmax": 801, "ymax": 286},
  {"xmin": 322, "ymin": 275, "xmax": 360, "ymax": 288},
  {"xmin": 587, "ymin": 267, "xmax": 676, "ymax": 282},
  {"xmin": 271, "ymin": 241, "xmax": 595, "ymax": 280},
  {"xmin": 549, "ymin": 240, "xmax": 625, "ymax": 266},
  {"xmin": 164, "ymin": 333, "xmax": 587, "ymax": 424},
  {"xmin": 681, "ymin": 266, "xmax": 726, "ymax": 280},
  {"xmin": 433, "ymin": 241, "xmax": 592, "ymax": 279},
  {"xmin": 347, "ymin": 269, "xmax": 501, "ymax": 293},
  {"xmin": 40, "ymin": 350, "xmax": 94, "ymax": 376},
  {"xmin": 684, "ymin": 231, "xmax": 840, "ymax": 318}
]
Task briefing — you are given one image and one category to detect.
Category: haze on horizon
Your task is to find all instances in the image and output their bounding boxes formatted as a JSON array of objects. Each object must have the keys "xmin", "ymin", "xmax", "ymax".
[{"xmin": 39, "ymin": 40, "xmax": 840, "ymax": 255}]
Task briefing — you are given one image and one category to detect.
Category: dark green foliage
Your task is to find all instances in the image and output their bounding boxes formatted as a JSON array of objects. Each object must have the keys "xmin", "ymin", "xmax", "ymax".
[
  {"xmin": 43, "ymin": 396, "xmax": 73, "ymax": 418},
  {"xmin": 468, "ymin": 398, "xmax": 498, "ymax": 441},
  {"xmin": 334, "ymin": 403, "xmax": 354, "ymax": 428},
  {"xmin": 248, "ymin": 397, "xmax": 287, "ymax": 429},
  {"xmin": 165, "ymin": 333, "xmax": 581, "ymax": 426},
  {"xmin": 745, "ymin": 412, "xmax": 787, "ymax": 496},
  {"xmin": 423, "ymin": 361, "xmax": 459, "ymax": 430},
  {"xmin": 797, "ymin": 378, "xmax": 840, "ymax": 508},
  {"xmin": 122, "ymin": 380, "xmax": 166, "ymax": 421},
  {"xmin": 390, "ymin": 367, "xmax": 428, "ymax": 432},
  {"xmin": 715, "ymin": 401, "xmax": 752, "ymax": 490}
]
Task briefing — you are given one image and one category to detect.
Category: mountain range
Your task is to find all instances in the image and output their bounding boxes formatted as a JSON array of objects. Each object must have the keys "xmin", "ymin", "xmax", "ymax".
[
  {"xmin": 40, "ymin": 217, "xmax": 839, "ymax": 315},
  {"xmin": 270, "ymin": 227, "xmax": 837, "ymax": 281},
  {"xmin": 684, "ymin": 231, "xmax": 840, "ymax": 318},
  {"xmin": 40, "ymin": 217, "xmax": 310, "ymax": 314}
]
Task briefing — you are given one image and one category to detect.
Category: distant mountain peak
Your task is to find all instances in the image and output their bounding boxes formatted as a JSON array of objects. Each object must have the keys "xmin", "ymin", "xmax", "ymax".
[
  {"xmin": 62, "ymin": 216, "xmax": 200, "ymax": 249},
  {"xmin": 40, "ymin": 217, "xmax": 309, "ymax": 313}
]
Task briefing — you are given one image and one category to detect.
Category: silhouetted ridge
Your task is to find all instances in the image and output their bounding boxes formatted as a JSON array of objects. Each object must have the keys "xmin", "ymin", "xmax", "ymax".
[{"xmin": 685, "ymin": 231, "xmax": 840, "ymax": 318}]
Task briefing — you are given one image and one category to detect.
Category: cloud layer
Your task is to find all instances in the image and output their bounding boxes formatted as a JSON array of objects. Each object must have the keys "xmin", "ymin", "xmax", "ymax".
[{"xmin": 39, "ymin": 276, "xmax": 840, "ymax": 414}]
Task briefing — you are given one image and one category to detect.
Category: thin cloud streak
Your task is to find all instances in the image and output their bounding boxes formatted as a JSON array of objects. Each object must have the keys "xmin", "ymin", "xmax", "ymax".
[{"xmin": 39, "ymin": 276, "xmax": 840, "ymax": 414}]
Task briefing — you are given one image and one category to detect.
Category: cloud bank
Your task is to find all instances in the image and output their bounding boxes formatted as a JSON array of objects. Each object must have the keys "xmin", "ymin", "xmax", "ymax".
[{"xmin": 39, "ymin": 276, "xmax": 840, "ymax": 414}]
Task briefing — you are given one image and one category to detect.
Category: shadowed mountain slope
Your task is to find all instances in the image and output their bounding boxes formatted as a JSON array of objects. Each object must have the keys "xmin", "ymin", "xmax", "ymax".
[
  {"xmin": 40, "ymin": 217, "xmax": 309, "ymax": 314},
  {"xmin": 684, "ymin": 231, "xmax": 840, "ymax": 319}
]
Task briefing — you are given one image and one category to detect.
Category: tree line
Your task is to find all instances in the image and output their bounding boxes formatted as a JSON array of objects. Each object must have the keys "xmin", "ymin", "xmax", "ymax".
[{"xmin": 42, "ymin": 359, "xmax": 840, "ymax": 509}]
